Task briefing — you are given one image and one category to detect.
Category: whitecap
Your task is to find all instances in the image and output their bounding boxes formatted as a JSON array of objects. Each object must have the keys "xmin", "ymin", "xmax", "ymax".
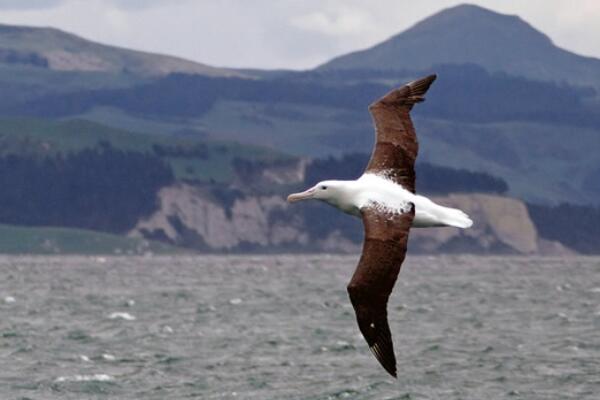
[
  {"xmin": 79, "ymin": 355, "xmax": 91, "ymax": 362},
  {"xmin": 108, "ymin": 312, "xmax": 136, "ymax": 321},
  {"xmin": 55, "ymin": 374, "xmax": 113, "ymax": 383},
  {"xmin": 102, "ymin": 353, "xmax": 116, "ymax": 361},
  {"xmin": 229, "ymin": 298, "xmax": 242, "ymax": 305},
  {"xmin": 162, "ymin": 325, "xmax": 174, "ymax": 334},
  {"xmin": 4, "ymin": 296, "xmax": 16, "ymax": 303}
]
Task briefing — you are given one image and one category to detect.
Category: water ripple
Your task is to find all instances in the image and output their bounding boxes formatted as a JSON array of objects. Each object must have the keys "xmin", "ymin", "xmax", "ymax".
[{"xmin": 0, "ymin": 255, "xmax": 598, "ymax": 399}]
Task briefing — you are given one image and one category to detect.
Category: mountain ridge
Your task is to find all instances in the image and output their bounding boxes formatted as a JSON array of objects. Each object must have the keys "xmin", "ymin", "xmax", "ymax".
[
  {"xmin": 318, "ymin": 4, "xmax": 600, "ymax": 89},
  {"xmin": 0, "ymin": 22, "xmax": 243, "ymax": 77}
]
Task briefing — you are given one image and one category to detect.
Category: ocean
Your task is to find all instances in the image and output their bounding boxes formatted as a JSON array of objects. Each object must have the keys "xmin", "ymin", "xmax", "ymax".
[{"xmin": 1, "ymin": 255, "xmax": 599, "ymax": 399}]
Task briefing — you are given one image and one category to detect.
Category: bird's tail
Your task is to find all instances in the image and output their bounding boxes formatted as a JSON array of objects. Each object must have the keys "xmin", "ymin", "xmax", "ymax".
[{"xmin": 438, "ymin": 206, "xmax": 473, "ymax": 229}]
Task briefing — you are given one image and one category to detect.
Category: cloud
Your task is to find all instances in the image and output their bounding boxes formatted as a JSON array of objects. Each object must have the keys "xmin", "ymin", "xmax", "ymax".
[
  {"xmin": 101, "ymin": 0, "xmax": 182, "ymax": 11},
  {"xmin": 0, "ymin": 0, "xmax": 176, "ymax": 10},
  {"xmin": 0, "ymin": 0, "xmax": 63, "ymax": 10},
  {"xmin": 291, "ymin": 8, "xmax": 375, "ymax": 36}
]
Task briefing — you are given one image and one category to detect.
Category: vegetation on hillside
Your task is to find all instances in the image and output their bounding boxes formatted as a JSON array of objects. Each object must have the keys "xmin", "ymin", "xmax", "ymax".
[
  {"xmin": 1, "ymin": 60, "xmax": 598, "ymax": 205},
  {"xmin": 0, "ymin": 143, "xmax": 173, "ymax": 232},
  {"xmin": 0, "ymin": 117, "xmax": 290, "ymax": 183},
  {"xmin": 9, "ymin": 65, "xmax": 598, "ymax": 129}
]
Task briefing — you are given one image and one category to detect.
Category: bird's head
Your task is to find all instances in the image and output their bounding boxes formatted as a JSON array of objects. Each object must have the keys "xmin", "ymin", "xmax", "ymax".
[{"xmin": 287, "ymin": 180, "xmax": 340, "ymax": 203}]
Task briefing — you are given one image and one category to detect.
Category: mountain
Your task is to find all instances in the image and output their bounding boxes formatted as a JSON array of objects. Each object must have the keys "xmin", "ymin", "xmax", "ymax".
[
  {"xmin": 319, "ymin": 4, "xmax": 600, "ymax": 89},
  {"xmin": 0, "ymin": 23, "xmax": 241, "ymax": 77}
]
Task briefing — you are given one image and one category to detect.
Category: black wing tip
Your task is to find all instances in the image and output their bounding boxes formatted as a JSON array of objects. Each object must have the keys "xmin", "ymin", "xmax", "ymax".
[
  {"xmin": 381, "ymin": 358, "xmax": 397, "ymax": 378},
  {"xmin": 407, "ymin": 74, "xmax": 437, "ymax": 97},
  {"xmin": 372, "ymin": 351, "xmax": 397, "ymax": 378},
  {"xmin": 369, "ymin": 341, "xmax": 397, "ymax": 378}
]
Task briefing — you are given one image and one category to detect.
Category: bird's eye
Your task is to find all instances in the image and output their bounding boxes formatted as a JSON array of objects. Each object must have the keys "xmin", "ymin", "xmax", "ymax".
[{"xmin": 320, "ymin": 185, "xmax": 328, "ymax": 190}]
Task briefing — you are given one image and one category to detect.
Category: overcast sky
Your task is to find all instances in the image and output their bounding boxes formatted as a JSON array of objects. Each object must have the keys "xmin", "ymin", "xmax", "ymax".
[{"xmin": 0, "ymin": 0, "xmax": 599, "ymax": 69}]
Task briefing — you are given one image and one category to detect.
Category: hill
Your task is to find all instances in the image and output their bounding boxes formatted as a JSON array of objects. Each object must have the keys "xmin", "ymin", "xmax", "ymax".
[
  {"xmin": 0, "ymin": 23, "xmax": 245, "ymax": 107},
  {"xmin": 0, "ymin": 23, "xmax": 240, "ymax": 78},
  {"xmin": 12, "ymin": 66, "xmax": 595, "ymax": 205},
  {"xmin": 319, "ymin": 4, "xmax": 600, "ymax": 89}
]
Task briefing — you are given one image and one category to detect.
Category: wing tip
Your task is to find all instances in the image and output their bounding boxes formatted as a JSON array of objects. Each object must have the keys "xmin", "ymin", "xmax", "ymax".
[
  {"xmin": 407, "ymin": 74, "xmax": 437, "ymax": 98},
  {"xmin": 369, "ymin": 341, "xmax": 398, "ymax": 378},
  {"xmin": 370, "ymin": 73, "xmax": 437, "ymax": 109},
  {"xmin": 383, "ymin": 361, "xmax": 397, "ymax": 378}
]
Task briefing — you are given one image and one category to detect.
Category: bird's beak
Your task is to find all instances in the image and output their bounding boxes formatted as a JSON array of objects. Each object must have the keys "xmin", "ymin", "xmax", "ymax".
[{"xmin": 287, "ymin": 187, "xmax": 315, "ymax": 203}]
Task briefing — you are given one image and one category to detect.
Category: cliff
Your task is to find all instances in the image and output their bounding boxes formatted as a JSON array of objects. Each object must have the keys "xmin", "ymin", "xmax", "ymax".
[
  {"xmin": 129, "ymin": 184, "xmax": 571, "ymax": 255},
  {"xmin": 131, "ymin": 184, "xmax": 308, "ymax": 251},
  {"xmin": 408, "ymin": 194, "xmax": 571, "ymax": 254}
]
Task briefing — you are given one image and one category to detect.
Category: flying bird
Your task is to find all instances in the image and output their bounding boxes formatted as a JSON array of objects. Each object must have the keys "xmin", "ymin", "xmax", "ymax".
[{"xmin": 287, "ymin": 75, "xmax": 472, "ymax": 378}]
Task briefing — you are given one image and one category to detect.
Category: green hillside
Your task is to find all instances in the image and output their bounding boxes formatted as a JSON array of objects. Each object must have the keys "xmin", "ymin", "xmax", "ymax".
[
  {"xmin": 0, "ymin": 224, "xmax": 180, "ymax": 254},
  {"xmin": 0, "ymin": 117, "xmax": 291, "ymax": 183},
  {"xmin": 74, "ymin": 95, "xmax": 595, "ymax": 204}
]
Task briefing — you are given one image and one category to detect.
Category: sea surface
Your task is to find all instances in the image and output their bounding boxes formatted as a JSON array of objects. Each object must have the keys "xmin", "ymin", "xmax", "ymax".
[{"xmin": 1, "ymin": 255, "xmax": 599, "ymax": 399}]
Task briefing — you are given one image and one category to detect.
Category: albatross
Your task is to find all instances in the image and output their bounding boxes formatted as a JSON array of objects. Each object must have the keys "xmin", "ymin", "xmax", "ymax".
[{"xmin": 287, "ymin": 74, "xmax": 473, "ymax": 378}]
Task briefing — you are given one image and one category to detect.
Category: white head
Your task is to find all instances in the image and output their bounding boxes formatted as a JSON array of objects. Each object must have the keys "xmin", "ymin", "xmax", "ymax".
[{"xmin": 287, "ymin": 180, "xmax": 344, "ymax": 204}]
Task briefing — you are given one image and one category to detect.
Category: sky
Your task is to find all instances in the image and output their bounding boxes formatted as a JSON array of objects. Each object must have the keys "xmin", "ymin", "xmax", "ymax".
[{"xmin": 0, "ymin": 0, "xmax": 599, "ymax": 70}]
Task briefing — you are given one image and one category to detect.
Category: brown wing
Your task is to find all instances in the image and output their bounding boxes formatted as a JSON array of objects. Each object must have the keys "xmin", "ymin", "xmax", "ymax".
[
  {"xmin": 365, "ymin": 75, "xmax": 436, "ymax": 193},
  {"xmin": 347, "ymin": 205, "xmax": 415, "ymax": 378}
]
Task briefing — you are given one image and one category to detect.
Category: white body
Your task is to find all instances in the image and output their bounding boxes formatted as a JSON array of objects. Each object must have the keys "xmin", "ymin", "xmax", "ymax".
[{"xmin": 315, "ymin": 174, "xmax": 473, "ymax": 228}]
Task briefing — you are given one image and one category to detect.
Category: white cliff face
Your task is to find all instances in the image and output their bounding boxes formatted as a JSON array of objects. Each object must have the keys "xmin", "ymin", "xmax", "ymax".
[
  {"xmin": 129, "ymin": 184, "xmax": 308, "ymax": 250},
  {"xmin": 131, "ymin": 184, "xmax": 571, "ymax": 255}
]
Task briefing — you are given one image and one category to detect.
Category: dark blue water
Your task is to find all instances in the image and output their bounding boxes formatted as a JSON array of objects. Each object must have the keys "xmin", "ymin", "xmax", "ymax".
[{"xmin": 1, "ymin": 255, "xmax": 599, "ymax": 399}]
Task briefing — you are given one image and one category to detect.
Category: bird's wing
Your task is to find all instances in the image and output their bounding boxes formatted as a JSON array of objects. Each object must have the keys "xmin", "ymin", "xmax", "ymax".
[
  {"xmin": 347, "ymin": 204, "xmax": 415, "ymax": 378},
  {"xmin": 365, "ymin": 74, "xmax": 436, "ymax": 193}
]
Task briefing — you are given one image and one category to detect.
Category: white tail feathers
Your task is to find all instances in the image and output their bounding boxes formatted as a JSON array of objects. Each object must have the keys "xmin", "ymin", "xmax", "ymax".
[
  {"xmin": 440, "ymin": 207, "xmax": 473, "ymax": 229},
  {"xmin": 412, "ymin": 195, "xmax": 474, "ymax": 228}
]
